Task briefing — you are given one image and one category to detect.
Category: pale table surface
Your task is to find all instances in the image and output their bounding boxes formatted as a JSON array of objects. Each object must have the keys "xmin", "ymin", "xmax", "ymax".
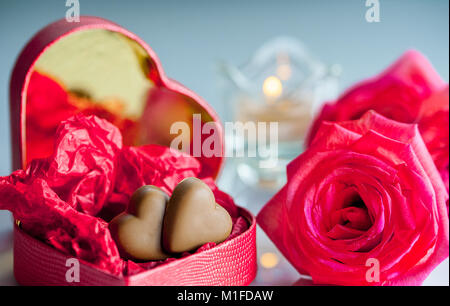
[{"xmin": 0, "ymin": 160, "xmax": 448, "ymax": 286}]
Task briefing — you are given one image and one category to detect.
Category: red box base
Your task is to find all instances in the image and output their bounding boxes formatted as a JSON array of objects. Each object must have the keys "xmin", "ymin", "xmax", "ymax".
[{"xmin": 13, "ymin": 207, "xmax": 257, "ymax": 286}]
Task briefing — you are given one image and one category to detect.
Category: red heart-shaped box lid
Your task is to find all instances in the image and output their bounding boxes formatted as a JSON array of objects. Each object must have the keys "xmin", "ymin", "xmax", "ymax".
[
  {"xmin": 10, "ymin": 16, "xmax": 224, "ymax": 178},
  {"xmin": 9, "ymin": 17, "xmax": 257, "ymax": 286}
]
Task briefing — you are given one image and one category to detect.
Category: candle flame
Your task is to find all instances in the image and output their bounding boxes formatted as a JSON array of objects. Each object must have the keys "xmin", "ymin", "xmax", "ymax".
[{"xmin": 263, "ymin": 76, "xmax": 283, "ymax": 100}]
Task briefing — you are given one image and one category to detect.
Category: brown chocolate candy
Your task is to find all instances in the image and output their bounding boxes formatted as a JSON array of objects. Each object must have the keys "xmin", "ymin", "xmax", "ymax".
[
  {"xmin": 162, "ymin": 177, "xmax": 232, "ymax": 253},
  {"xmin": 109, "ymin": 185, "xmax": 170, "ymax": 261}
]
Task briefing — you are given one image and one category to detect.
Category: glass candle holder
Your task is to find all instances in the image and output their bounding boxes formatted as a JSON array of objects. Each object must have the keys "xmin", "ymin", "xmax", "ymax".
[{"xmin": 218, "ymin": 37, "xmax": 341, "ymax": 190}]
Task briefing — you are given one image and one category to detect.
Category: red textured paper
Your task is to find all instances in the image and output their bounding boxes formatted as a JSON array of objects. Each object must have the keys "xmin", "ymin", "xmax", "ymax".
[{"xmin": 0, "ymin": 115, "xmax": 247, "ymax": 277}]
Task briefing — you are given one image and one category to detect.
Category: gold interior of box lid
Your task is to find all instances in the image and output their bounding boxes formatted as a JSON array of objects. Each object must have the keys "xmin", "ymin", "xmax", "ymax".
[
  {"xmin": 33, "ymin": 28, "xmax": 153, "ymax": 118},
  {"xmin": 23, "ymin": 28, "xmax": 216, "ymax": 169}
]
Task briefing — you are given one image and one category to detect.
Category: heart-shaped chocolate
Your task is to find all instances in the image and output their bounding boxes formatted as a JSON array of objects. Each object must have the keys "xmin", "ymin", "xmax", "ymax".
[
  {"xmin": 162, "ymin": 177, "xmax": 233, "ymax": 253},
  {"xmin": 109, "ymin": 185, "xmax": 169, "ymax": 261}
]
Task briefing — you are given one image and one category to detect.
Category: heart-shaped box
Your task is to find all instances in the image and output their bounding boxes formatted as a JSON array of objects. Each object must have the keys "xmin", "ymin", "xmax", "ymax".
[{"xmin": 9, "ymin": 16, "xmax": 256, "ymax": 286}]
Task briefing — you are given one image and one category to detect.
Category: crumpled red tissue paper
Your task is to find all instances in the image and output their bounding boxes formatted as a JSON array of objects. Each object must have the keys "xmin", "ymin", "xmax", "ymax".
[{"xmin": 0, "ymin": 114, "xmax": 247, "ymax": 276}]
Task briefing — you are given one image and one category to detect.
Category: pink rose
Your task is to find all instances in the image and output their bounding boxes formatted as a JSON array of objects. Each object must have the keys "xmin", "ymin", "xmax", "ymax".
[
  {"xmin": 418, "ymin": 87, "xmax": 449, "ymax": 194},
  {"xmin": 258, "ymin": 111, "xmax": 449, "ymax": 285},
  {"xmin": 307, "ymin": 51, "xmax": 449, "ymax": 192}
]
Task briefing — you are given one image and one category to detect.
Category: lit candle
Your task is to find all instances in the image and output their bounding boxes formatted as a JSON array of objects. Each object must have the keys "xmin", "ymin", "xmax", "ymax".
[{"xmin": 263, "ymin": 76, "xmax": 283, "ymax": 101}]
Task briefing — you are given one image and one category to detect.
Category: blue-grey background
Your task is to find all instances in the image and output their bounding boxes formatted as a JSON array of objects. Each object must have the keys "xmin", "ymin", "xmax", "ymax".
[
  {"xmin": 0, "ymin": 0, "xmax": 448, "ymax": 285},
  {"xmin": 1, "ymin": 0, "xmax": 449, "ymax": 178}
]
